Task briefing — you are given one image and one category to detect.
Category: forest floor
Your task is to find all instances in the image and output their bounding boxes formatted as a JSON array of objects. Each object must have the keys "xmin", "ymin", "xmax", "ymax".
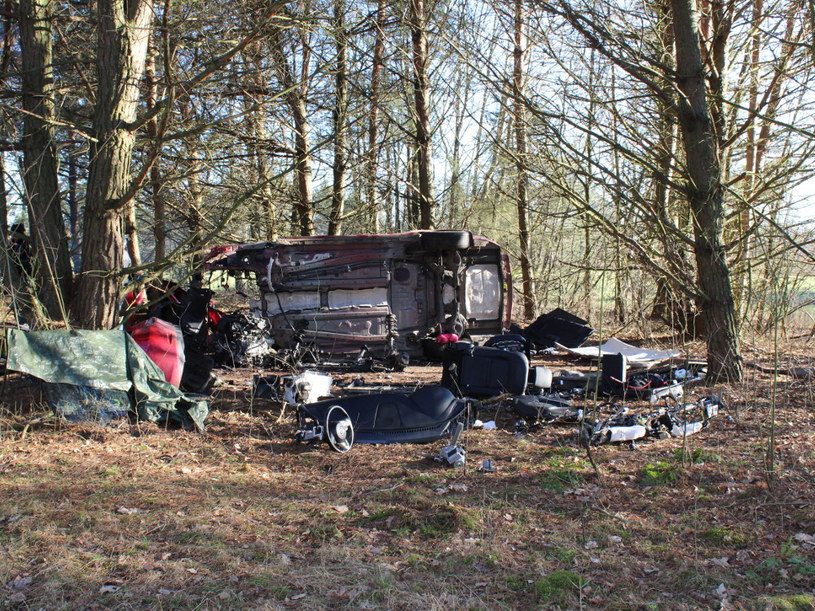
[{"xmin": 0, "ymin": 334, "xmax": 814, "ymax": 610}]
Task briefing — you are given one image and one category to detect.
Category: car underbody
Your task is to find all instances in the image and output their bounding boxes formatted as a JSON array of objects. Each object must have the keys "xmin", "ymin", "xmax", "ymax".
[{"xmin": 205, "ymin": 231, "xmax": 512, "ymax": 360}]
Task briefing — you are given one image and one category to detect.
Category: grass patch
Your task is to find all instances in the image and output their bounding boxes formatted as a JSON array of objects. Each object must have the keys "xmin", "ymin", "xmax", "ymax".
[
  {"xmin": 357, "ymin": 496, "xmax": 479, "ymax": 538},
  {"xmin": 639, "ymin": 461, "xmax": 681, "ymax": 486},
  {"xmin": 701, "ymin": 526, "xmax": 748, "ymax": 547},
  {"xmin": 539, "ymin": 469, "xmax": 586, "ymax": 493},
  {"xmin": 248, "ymin": 572, "xmax": 292, "ymax": 599},
  {"xmin": 742, "ymin": 541, "xmax": 815, "ymax": 588},
  {"xmin": 504, "ymin": 575, "xmax": 527, "ymax": 592},
  {"xmin": 417, "ymin": 503, "xmax": 479, "ymax": 537},
  {"xmin": 534, "ymin": 570, "xmax": 588, "ymax": 604},
  {"xmin": 751, "ymin": 594, "xmax": 815, "ymax": 610},
  {"xmin": 545, "ymin": 546, "xmax": 579, "ymax": 563},
  {"xmin": 538, "ymin": 455, "xmax": 590, "ymax": 492},
  {"xmin": 673, "ymin": 447, "xmax": 724, "ymax": 464}
]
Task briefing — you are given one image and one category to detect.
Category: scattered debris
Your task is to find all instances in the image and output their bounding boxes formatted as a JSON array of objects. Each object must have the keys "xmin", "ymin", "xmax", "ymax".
[
  {"xmin": 581, "ymin": 396, "xmax": 724, "ymax": 446},
  {"xmin": 441, "ymin": 342, "xmax": 529, "ymax": 397},
  {"xmin": 521, "ymin": 308, "xmax": 595, "ymax": 350},
  {"xmin": 99, "ymin": 584, "xmax": 121, "ymax": 594},
  {"xmin": 128, "ymin": 318, "xmax": 185, "ymax": 387},
  {"xmin": 794, "ymin": 533, "xmax": 815, "ymax": 548},
  {"xmin": 116, "ymin": 506, "xmax": 147, "ymax": 515},
  {"xmin": 283, "ymin": 371, "xmax": 333, "ymax": 405},
  {"xmin": 7, "ymin": 576, "xmax": 33, "ymax": 590},
  {"xmin": 557, "ymin": 337, "xmax": 681, "ymax": 367},
  {"xmin": 478, "ymin": 459, "xmax": 497, "ymax": 473},
  {"xmin": 213, "ymin": 312, "xmax": 275, "ymax": 367}
]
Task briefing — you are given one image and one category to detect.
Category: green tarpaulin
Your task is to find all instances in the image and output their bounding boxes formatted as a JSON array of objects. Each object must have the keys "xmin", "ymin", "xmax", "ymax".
[{"xmin": 7, "ymin": 328, "xmax": 208, "ymax": 431}]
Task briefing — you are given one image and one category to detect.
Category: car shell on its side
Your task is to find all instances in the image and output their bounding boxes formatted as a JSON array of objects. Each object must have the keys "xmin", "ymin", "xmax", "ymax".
[{"xmin": 205, "ymin": 230, "xmax": 512, "ymax": 358}]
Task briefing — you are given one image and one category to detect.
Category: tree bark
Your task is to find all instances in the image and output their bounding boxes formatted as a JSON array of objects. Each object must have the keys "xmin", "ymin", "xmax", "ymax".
[
  {"xmin": 18, "ymin": 0, "xmax": 73, "ymax": 322},
  {"xmin": 365, "ymin": 0, "xmax": 385, "ymax": 233},
  {"xmin": 270, "ymin": 23, "xmax": 313, "ymax": 236},
  {"xmin": 328, "ymin": 0, "xmax": 348, "ymax": 236},
  {"xmin": 242, "ymin": 41, "xmax": 277, "ymax": 241},
  {"xmin": 650, "ymin": 0, "xmax": 698, "ymax": 334},
  {"xmin": 124, "ymin": 200, "xmax": 142, "ymax": 267},
  {"xmin": 670, "ymin": 0, "xmax": 742, "ymax": 382},
  {"xmin": 409, "ymin": 0, "xmax": 434, "ymax": 229},
  {"xmin": 184, "ymin": 148, "xmax": 206, "ymax": 271},
  {"xmin": 145, "ymin": 37, "xmax": 166, "ymax": 262},
  {"xmin": 73, "ymin": 0, "xmax": 153, "ymax": 329},
  {"xmin": 67, "ymin": 146, "xmax": 80, "ymax": 266},
  {"xmin": 513, "ymin": 0, "xmax": 534, "ymax": 320}
]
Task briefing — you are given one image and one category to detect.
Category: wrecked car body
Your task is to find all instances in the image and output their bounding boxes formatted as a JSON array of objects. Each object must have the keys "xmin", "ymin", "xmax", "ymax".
[{"xmin": 205, "ymin": 231, "xmax": 511, "ymax": 359}]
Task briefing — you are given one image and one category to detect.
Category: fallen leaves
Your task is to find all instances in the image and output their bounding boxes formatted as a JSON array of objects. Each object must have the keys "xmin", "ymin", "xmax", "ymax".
[{"xmin": 2, "ymin": 356, "xmax": 815, "ymax": 610}]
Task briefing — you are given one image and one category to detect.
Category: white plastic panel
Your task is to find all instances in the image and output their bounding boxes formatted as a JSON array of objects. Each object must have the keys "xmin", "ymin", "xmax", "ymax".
[
  {"xmin": 249, "ymin": 298, "xmax": 264, "ymax": 317},
  {"xmin": 263, "ymin": 291, "xmax": 321, "ymax": 314},
  {"xmin": 465, "ymin": 264, "xmax": 501, "ymax": 320},
  {"xmin": 328, "ymin": 288, "xmax": 388, "ymax": 309}
]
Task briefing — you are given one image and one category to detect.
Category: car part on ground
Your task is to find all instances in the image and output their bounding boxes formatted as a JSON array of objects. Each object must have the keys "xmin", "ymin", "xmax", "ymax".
[
  {"xmin": 580, "ymin": 395, "xmax": 724, "ymax": 446},
  {"xmin": 214, "ymin": 312, "xmax": 275, "ymax": 367},
  {"xmin": 250, "ymin": 371, "xmax": 334, "ymax": 405},
  {"xmin": 441, "ymin": 342, "xmax": 530, "ymax": 397},
  {"xmin": 506, "ymin": 394, "xmax": 582, "ymax": 423},
  {"xmin": 557, "ymin": 337, "xmax": 681, "ymax": 368},
  {"xmin": 438, "ymin": 421, "xmax": 466, "ymax": 467},
  {"xmin": 522, "ymin": 308, "xmax": 595, "ymax": 349},
  {"xmin": 324, "ymin": 405, "xmax": 355, "ymax": 452},
  {"xmin": 128, "ymin": 318, "xmax": 186, "ymax": 388},
  {"xmin": 296, "ymin": 385, "xmax": 473, "ymax": 448}
]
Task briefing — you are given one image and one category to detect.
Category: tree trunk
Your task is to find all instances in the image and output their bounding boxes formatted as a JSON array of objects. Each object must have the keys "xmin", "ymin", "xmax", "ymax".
[
  {"xmin": 0, "ymin": 155, "xmax": 12, "ymax": 304},
  {"xmin": 365, "ymin": 0, "xmax": 385, "ymax": 233},
  {"xmin": 124, "ymin": 201, "xmax": 142, "ymax": 267},
  {"xmin": 513, "ymin": 0, "xmax": 534, "ymax": 320},
  {"xmin": 270, "ymin": 24, "xmax": 313, "ymax": 236},
  {"xmin": 145, "ymin": 38, "xmax": 166, "ymax": 262},
  {"xmin": 670, "ymin": 0, "xmax": 742, "ymax": 382},
  {"xmin": 409, "ymin": 0, "xmax": 434, "ymax": 229},
  {"xmin": 73, "ymin": 0, "xmax": 153, "ymax": 329},
  {"xmin": 448, "ymin": 73, "xmax": 469, "ymax": 226},
  {"xmin": 243, "ymin": 41, "xmax": 277, "ymax": 241},
  {"xmin": 291, "ymin": 94, "xmax": 314, "ymax": 236},
  {"xmin": 18, "ymin": 0, "xmax": 73, "ymax": 322},
  {"xmin": 67, "ymin": 146, "xmax": 80, "ymax": 267},
  {"xmin": 184, "ymin": 149, "xmax": 206, "ymax": 271},
  {"xmin": 650, "ymin": 1, "xmax": 698, "ymax": 334},
  {"xmin": 328, "ymin": 0, "xmax": 348, "ymax": 236}
]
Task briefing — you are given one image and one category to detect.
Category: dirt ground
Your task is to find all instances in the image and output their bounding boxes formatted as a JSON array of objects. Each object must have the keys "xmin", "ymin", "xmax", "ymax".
[{"xmin": 1, "ymin": 337, "xmax": 814, "ymax": 610}]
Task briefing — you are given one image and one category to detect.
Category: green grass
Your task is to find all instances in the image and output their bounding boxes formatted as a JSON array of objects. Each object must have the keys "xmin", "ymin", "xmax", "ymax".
[
  {"xmin": 639, "ymin": 461, "xmax": 681, "ymax": 486},
  {"xmin": 751, "ymin": 594, "xmax": 815, "ymax": 610},
  {"xmin": 539, "ymin": 469, "xmax": 587, "ymax": 492},
  {"xmin": 701, "ymin": 526, "xmax": 748, "ymax": 547},
  {"xmin": 534, "ymin": 570, "xmax": 588, "ymax": 604},
  {"xmin": 673, "ymin": 447, "xmax": 724, "ymax": 464},
  {"xmin": 538, "ymin": 454, "xmax": 590, "ymax": 492},
  {"xmin": 545, "ymin": 546, "xmax": 579, "ymax": 563}
]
